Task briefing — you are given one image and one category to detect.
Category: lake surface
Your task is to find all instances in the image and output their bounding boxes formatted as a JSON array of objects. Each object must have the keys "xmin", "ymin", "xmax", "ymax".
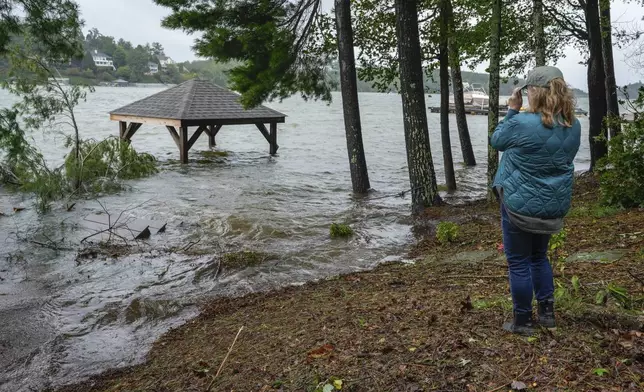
[{"xmin": 0, "ymin": 87, "xmax": 591, "ymax": 391}]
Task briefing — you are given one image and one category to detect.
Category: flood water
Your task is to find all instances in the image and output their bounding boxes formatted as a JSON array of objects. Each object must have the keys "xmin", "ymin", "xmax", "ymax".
[{"xmin": 0, "ymin": 87, "xmax": 591, "ymax": 391}]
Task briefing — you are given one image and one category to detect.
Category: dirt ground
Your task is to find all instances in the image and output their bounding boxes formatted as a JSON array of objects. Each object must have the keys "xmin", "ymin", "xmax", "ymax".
[{"xmin": 55, "ymin": 175, "xmax": 644, "ymax": 392}]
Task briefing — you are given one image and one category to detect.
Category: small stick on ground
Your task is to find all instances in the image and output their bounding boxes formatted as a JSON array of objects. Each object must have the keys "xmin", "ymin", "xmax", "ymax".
[
  {"xmin": 485, "ymin": 354, "xmax": 534, "ymax": 392},
  {"xmin": 207, "ymin": 326, "xmax": 244, "ymax": 391}
]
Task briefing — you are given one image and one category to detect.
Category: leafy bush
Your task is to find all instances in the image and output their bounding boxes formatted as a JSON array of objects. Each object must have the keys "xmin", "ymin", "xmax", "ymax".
[
  {"xmin": 436, "ymin": 221, "xmax": 459, "ymax": 244},
  {"xmin": 598, "ymin": 93, "xmax": 644, "ymax": 207},
  {"xmin": 6, "ymin": 137, "xmax": 157, "ymax": 212},
  {"xmin": 64, "ymin": 137, "xmax": 157, "ymax": 190},
  {"xmin": 330, "ymin": 223, "xmax": 353, "ymax": 238}
]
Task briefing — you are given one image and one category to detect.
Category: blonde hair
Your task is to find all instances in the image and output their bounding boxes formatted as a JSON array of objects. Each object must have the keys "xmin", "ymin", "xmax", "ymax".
[{"xmin": 528, "ymin": 78, "xmax": 576, "ymax": 128}]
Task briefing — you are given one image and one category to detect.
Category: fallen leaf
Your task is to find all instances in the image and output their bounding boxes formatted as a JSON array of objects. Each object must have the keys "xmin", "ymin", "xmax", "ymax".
[
  {"xmin": 192, "ymin": 360, "xmax": 210, "ymax": 377},
  {"xmin": 323, "ymin": 384, "xmax": 334, "ymax": 392},
  {"xmin": 593, "ymin": 368, "xmax": 609, "ymax": 376},
  {"xmin": 307, "ymin": 344, "xmax": 334, "ymax": 360},
  {"xmin": 510, "ymin": 380, "xmax": 527, "ymax": 390},
  {"xmin": 408, "ymin": 347, "xmax": 417, "ymax": 352},
  {"xmin": 333, "ymin": 379, "xmax": 343, "ymax": 390},
  {"xmin": 459, "ymin": 358, "xmax": 472, "ymax": 366}
]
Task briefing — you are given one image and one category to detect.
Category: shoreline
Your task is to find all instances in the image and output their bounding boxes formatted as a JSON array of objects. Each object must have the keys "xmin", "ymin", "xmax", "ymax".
[{"xmin": 53, "ymin": 175, "xmax": 643, "ymax": 392}]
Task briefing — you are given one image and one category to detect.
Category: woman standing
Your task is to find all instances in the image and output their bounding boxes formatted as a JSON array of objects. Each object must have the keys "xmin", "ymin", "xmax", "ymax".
[{"xmin": 491, "ymin": 66, "xmax": 582, "ymax": 335}]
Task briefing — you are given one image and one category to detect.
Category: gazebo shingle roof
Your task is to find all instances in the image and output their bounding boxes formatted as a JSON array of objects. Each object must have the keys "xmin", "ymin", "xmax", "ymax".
[{"xmin": 110, "ymin": 79, "xmax": 286, "ymax": 123}]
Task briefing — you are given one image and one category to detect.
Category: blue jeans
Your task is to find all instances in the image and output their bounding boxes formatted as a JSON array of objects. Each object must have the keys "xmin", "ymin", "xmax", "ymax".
[{"xmin": 501, "ymin": 204, "xmax": 554, "ymax": 315}]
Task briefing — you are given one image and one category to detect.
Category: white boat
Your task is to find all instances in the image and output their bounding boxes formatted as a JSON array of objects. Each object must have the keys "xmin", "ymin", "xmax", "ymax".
[{"xmin": 449, "ymin": 83, "xmax": 490, "ymax": 108}]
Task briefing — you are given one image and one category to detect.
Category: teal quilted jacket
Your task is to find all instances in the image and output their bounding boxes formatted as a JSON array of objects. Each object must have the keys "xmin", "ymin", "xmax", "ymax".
[{"xmin": 491, "ymin": 109, "xmax": 582, "ymax": 218}]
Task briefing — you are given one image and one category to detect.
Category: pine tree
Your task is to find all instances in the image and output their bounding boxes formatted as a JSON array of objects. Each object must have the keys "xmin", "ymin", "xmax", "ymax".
[{"xmin": 395, "ymin": 0, "xmax": 441, "ymax": 211}]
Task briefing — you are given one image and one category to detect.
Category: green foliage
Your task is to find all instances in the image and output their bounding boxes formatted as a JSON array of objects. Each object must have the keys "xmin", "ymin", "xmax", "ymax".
[
  {"xmin": 593, "ymin": 368, "xmax": 610, "ymax": 377},
  {"xmin": 155, "ymin": 0, "xmax": 334, "ymax": 108},
  {"xmin": 64, "ymin": 137, "xmax": 158, "ymax": 192},
  {"xmin": 548, "ymin": 229, "xmax": 568, "ymax": 274},
  {"xmin": 0, "ymin": 0, "xmax": 83, "ymax": 60},
  {"xmin": 595, "ymin": 282, "xmax": 634, "ymax": 310},
  {"xmin": 436, "ymin": 222, "xmax": 460, "ymax": 244},
  {"xmin": 554, "ymin": 276, "xmax": 584, "ymax": 312},
  {"xmin": 567, "ymin": 203, "xmax": 621, "ymax": 218},
  {"xmin": 598, "ymin": 92, "xmax": 644, "ymax": 208},
  {"xmin": 1, "ymin": 25, "xmax": 157, "ymax": 212},
  {"xmin": 330, "ymin": 223, "xmax": 354, "ymax": 238},
  {"xmin": 351, "ymin": 0, "xmax": 566, "ymax": 93}
]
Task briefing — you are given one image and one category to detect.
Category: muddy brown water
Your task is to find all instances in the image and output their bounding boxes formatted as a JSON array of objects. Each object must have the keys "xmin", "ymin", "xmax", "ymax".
[{"xmin": 0, "ymin": 87, "xmax": 591, "ymax": 391}]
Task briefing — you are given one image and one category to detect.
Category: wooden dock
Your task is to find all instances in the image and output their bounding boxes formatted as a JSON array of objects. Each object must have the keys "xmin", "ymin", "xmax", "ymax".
[
  {"xmin": 428, "ymin": 104, "xmax": 589, "ymax": 117},
  {"xmin": 429, "ymin": 105, "xmax": 510, "ymax": 116}
]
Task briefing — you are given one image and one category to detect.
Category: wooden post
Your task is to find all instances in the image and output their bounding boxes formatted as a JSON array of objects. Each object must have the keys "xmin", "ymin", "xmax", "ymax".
[
  {"xmin": 119, "ymin": 121, "xmax": 127, "ymax": 139},
  {"xmin": 122, "ymin": 123, "xmax": 142, "ymax": 142},
  {"xmin": 179, "ymin": 126, "xmax": 189, "ymax": 164},
  {"xmin": 269, "ymin": 122, "xmax": 279, "ymax": 155},
  {"xmin": 207, "ymin": 125, "xmax": 222, "ymax": 148}
]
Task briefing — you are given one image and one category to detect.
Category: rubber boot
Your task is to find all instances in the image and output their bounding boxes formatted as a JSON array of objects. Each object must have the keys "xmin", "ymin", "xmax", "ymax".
[
  {"xmin": 537, "ymin": 299, "xmax": 556, "ymax": 329},
  {"xmin": 503, "ymin": 312, "xmax": 535, "ymax": 336}
]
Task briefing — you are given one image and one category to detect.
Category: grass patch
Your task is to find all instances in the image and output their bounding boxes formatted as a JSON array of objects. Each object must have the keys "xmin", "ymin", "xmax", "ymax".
[
  {"xmin": 221, "ymin": 251, "xmax": 276, "ymax": 269},
  {"xmin": 568, "ymin": 203, "xmax": 621, "ymax": 219},
  {"xmin": 199, "ymin": 150, "xmax": 230, "ymax": 159},
  {"xmin": 330, "ymin": 223, "xmax": 353, "ymax": 238},
  {"xmin": 472, "ymin": 296, "xmax": 512, "ymax": 311}
]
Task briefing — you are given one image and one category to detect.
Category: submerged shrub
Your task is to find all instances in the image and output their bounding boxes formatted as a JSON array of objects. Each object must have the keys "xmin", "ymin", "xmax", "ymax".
[
  {"xmin": 330, "ymin": 223, "xmax": 353, "ymax": 238},
  {"xmin": 436, "ymin": 221, "xmax": 459, "ymax": 244},
  {"xmin": 65, "ymin": 136, "xmax": 157, "ymax": 187},
  {"xmin": 7, "ymin": 137, "xmax": 158, "ymax": 212}
]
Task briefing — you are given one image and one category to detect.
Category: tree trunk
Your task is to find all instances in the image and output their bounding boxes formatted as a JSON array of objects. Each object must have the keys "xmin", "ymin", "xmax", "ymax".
[
  {"xmin": 600, "ymin": 0, "xmax": 620, "ymax": 138},
  {"xmin": 534, "ymin": 0, "xmax": 546, "ymax": 66},
  {"xmin": 487, "ymin": 0, "xmax": 502, "ymax": 202},
  {"xmin": 334, "ymin": 0, "xmax": 370, "ymax": 193},
  {"xmin": 586, "ymin": 0, "xmax": 609, "ymax": 169},
  {"xmin": 440, "ymin": 0, "xmax": 456, "ymax": 192},
  {"xmin": 446, "ymin": 0, "xmax": 476, "ymax": 166},
  {"xmin": 394, "ymin": 0, "xmax": 441, "ymax": 212}
]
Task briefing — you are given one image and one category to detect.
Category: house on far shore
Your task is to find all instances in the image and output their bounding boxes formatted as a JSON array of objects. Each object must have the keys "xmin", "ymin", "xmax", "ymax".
[
  {"xmin": 157, "ymin": 55, "xmax": 175, "ymax": 69},
  {"xmin": 147, "ymin": 62, "xmax": 159, "ymax": 75},
  {"xmin": 92, "ymin": 50, "xmax": 115, "ymax": 70}
]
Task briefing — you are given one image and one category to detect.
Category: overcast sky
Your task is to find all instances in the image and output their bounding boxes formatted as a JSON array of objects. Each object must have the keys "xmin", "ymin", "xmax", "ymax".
[{"xmin": 75, "ymin": 0, "xmax": 644, "ymax": 91}]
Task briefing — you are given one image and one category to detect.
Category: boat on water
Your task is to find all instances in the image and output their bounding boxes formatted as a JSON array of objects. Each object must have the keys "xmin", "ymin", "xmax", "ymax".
[{"xmin": 429, "ymin": 83, "xmax": 589, "ymax": 117}]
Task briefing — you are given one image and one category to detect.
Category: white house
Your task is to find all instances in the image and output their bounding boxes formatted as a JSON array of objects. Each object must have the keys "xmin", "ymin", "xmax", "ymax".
[
  {"xmin": 147, "ymin": 62, "xmax": 159, "ymax": 75},
  {"xmin": 92, "ymin": 50, "xmax": 115, "ymax": 70},
  {"xmin": 157, "ymin": 55, "xmax": 175, "ymax": 69}
]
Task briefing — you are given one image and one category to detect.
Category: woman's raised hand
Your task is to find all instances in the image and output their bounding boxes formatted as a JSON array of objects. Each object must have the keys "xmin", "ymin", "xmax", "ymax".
[{"xmin": 507, "ymin": 87, "xmax": 523, "ymax": 111}]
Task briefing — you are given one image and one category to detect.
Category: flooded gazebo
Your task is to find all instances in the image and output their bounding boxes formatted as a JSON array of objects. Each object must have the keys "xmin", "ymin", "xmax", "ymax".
[{"xmin": 109, "ymin": 79, "xmax": 286, "ymax": 163}]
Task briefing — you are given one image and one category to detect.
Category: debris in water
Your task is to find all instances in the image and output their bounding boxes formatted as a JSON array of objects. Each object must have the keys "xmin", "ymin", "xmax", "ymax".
[{"xmin": 82, "ymin": 213, "xmax": 167, "ymax": 242}]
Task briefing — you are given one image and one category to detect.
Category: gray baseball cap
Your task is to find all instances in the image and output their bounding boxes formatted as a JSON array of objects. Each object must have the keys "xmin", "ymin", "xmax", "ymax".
[{"xmin": 519, "ymin": 66, "xmax": 564, "ymax": 89}]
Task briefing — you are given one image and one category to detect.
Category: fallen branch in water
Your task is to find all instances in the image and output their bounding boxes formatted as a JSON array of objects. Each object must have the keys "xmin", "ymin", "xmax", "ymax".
[{"xmin": 182, "ymin": 237, "xmax": 202, "ymax": 252}]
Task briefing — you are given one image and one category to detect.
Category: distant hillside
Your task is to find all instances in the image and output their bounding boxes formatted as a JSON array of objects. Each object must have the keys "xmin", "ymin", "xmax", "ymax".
[{"xmin": 619, "ymin": 82, "xmax": 644, "ymax": 98}]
